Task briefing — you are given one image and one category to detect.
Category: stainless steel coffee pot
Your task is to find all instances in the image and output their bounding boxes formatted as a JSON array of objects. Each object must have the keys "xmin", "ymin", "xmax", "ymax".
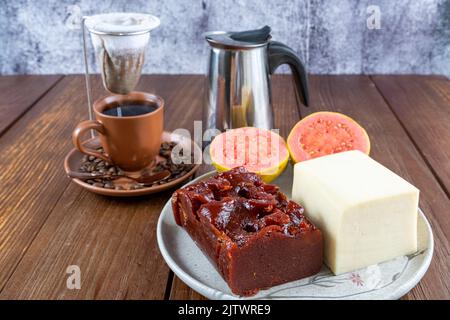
[{"xmin": 203, "ymin": 26, "xmax": 309, "ymax": 132}]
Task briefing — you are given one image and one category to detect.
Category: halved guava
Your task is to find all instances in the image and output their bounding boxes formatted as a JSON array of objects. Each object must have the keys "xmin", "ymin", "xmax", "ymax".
[
  {"xmin": 209, "ymin": 127, "xmax": 289, "ymax": 182},
  {"xmin": 287, "ymin": 111, "xmax": 370, "ymax": 163}
]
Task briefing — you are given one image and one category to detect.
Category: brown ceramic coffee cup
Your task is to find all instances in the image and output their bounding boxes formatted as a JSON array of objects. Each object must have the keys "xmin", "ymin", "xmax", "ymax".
[{"xmin": 72, "ymin": 92, "xmax": 164, "ymax": 172}]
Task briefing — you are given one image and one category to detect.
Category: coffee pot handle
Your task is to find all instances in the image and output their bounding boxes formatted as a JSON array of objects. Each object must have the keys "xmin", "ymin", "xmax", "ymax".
[{"xmin": 268, "ymin": 41, "xmax": 309, "ymax": 107}]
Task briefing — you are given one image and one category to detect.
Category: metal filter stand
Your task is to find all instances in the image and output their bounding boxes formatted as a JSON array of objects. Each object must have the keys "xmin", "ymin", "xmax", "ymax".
[{"xmin": 81, "ymin": 16, "xmax": 94, "ymax": 138}]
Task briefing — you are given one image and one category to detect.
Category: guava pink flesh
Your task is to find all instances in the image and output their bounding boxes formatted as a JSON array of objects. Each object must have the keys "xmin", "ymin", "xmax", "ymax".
[
  {"xmin": 211, "ymin": 127, "xmax": 288, "ymax": 172},
  {"xmin": 289, "ymin": 114, "xmax": 369, "ymax": 161}
]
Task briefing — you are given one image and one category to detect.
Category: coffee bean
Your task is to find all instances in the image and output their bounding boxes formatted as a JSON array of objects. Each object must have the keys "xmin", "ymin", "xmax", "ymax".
[
  {"xmin": 104, "ymin": 182, "xmax": 114, "ymax": 189},
  {"xmin": 160, "ymin": 150, "xmax": 171, "ymax": 158},
  {"xmin": 153, "ymin": 166, "xmax": 162, "ymax": 173},
  {"xmin": 93, "ymin": 182, "xmax": 104, "ymax": 188},
  {"xmin": 88, "ymin": 155, "xmax": 95, "ymax": 161}
]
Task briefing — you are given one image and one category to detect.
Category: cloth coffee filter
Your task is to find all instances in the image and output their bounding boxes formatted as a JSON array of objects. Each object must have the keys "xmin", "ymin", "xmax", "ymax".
[
  {"xmin": 85, "ymin": 13, "xmax": 160, "ymax": 34},
  {"xmin": 84, "ymin": 13, "xmax": 160, "ymax": 94}
]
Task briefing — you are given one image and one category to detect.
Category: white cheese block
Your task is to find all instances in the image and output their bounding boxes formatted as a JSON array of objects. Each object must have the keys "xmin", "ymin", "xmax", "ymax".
[{"xmin": 292, "ymin": 150, "xmax": 418, "ymax": 275}]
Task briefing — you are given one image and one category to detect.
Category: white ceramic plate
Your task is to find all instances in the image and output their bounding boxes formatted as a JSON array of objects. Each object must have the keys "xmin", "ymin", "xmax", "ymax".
[{"xmin": 157, "ymin": 165, "xmax": 434, "ymax": 300}]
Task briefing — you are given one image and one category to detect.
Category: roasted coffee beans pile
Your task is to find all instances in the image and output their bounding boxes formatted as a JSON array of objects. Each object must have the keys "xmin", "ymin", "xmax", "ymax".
[
  {"xmin": 79, "ymin": 150, "xmax": 119, "ymax": 189},
  {"xmin": 79, "ymin": 141, "xmax": 195, "ymax": 190}
]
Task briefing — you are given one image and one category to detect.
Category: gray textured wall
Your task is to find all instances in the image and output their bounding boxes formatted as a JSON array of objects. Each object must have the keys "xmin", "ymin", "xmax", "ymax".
[{"xmin": 1, "ymin": 0, "xmax": 449, "ymax": 76}]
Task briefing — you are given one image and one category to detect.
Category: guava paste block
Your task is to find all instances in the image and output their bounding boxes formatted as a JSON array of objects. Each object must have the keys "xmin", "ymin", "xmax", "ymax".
[{"xmin": 172, "ymin": 166, "xmax": 323, "ymax": 296}]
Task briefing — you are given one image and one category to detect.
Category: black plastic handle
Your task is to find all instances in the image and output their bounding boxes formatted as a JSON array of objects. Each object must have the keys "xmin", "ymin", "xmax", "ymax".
[
  {"xmin": 230, "ymin": 25, "xmax": 271, "ymax": 43},
  {"xmin": 268, "ymin": 41, "xmax": 309, "ymax": 107}
]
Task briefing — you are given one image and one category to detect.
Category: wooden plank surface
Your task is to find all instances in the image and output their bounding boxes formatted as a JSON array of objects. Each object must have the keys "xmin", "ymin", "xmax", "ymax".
[
  {"xmin": 0, "ymin": 75, "xmax": 62, "ymax": 136},
  {"xmin": 0, "ymin": 75, "xmax": 205, "ymax": 299},
  {"xmin": 0, "ymin": 75, "xmax": 84, "ymax": 292},
  {"xmin": 0, "ymin": 74, "xmax": 448, "ymax": 299},
  {"xmin": 371, "ymin": 75, "xmax": 450, "ymax": 195}
]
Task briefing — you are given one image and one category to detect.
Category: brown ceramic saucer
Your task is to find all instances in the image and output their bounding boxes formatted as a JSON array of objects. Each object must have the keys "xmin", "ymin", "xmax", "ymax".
[{"xmin": 64, "ymin": 131, "xmax": 201, "ymax": 197}]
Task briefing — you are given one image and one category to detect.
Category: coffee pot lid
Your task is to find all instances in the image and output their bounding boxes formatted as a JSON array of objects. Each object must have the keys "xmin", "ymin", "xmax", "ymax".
[
  {"xmin": 85, "ymin": 12, "xmax": 160, "ymax": 35},
  {"xmin": 205, "ymin": 25, "xmax": 271, "ymax": 50}
]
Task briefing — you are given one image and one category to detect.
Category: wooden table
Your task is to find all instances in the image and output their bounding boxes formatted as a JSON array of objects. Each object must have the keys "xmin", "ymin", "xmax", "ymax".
[{"xmin": 0, "ymin": 74, "xmax": 448, "ymax": 300}]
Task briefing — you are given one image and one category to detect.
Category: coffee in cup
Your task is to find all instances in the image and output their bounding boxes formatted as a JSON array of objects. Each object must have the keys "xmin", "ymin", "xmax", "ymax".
[{"xmin": 72, "ymin": 92, "xmax": 164, "ymax": 171}]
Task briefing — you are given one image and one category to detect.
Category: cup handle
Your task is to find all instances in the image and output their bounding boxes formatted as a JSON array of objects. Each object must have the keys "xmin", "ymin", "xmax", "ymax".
[{"xmin": 72, "ymin": 120, "xmax": 111, "ymax": 163}]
